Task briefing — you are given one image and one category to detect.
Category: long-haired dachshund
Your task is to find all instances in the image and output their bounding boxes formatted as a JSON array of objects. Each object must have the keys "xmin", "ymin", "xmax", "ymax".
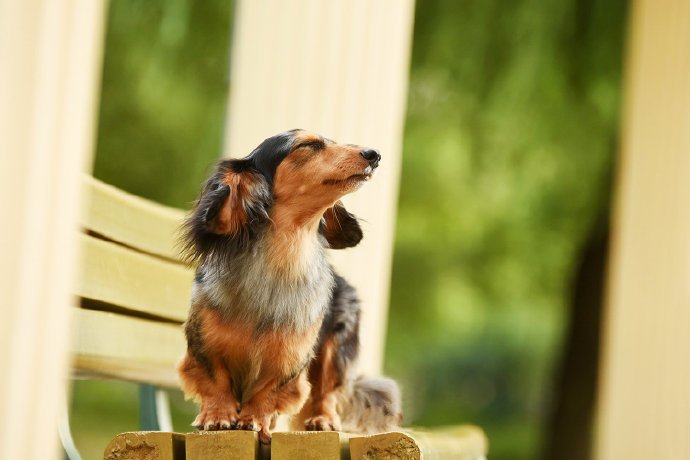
[{"xmin": 177, "ymin": 129, "xmax": 401, "ymax": 443}]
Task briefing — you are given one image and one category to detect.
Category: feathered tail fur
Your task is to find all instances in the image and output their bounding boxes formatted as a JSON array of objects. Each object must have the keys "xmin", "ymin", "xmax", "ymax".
[{"xmin": 338, "ymin": 375, "xmax": 402, "ymax": 433}]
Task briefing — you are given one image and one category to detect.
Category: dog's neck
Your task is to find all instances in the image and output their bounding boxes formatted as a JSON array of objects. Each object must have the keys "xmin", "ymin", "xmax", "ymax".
[{"xmin": 265, "ymin": 200, "xmax": 329, "ymax": 279}]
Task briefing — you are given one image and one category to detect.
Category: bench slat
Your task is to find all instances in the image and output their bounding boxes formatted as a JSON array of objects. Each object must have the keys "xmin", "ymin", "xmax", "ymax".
[
  {"xmin": 72, "ymin": 309, "xmax": 185, "ymax": 387},
  {"xmin": 349, "ymin": 426, "xmax": 487, "ymax": 460},
  {"xmin": 185, "ymin": 431, "xmax": 259, "ymax": 460},
  {"xmin": 105, "ymin": 427, "xmax": 487, "ymax": 459},
  {"xmin": 77, "ymin": 233, "xmax": 192, "ymax": 322},
  {"xmin": 271, "ymin": 431, "xmax": 346, "ymax": 460},
  {"xmin": 104, "ymin": 432, "xmax": 185, "ymax": 460},
  {"xmin": 81, "ymin": 176, "xmax": 186, "ymax": 261}
]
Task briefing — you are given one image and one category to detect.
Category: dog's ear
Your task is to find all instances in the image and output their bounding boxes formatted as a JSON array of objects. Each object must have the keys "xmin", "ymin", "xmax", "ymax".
[
  {"xmin": 320, "ymin": 201, "xmax": 363, "ymax": 249},
  {"xmin": 200, "ymin": 168, "xmax": 269, "ymax": 235},
  {"xmin": 181, "ymin": 160, "xmax": 271, "ymax": 262},
  {"xmin": 200, "ymin": 179, "xmax": 232, "ymax": 234}
]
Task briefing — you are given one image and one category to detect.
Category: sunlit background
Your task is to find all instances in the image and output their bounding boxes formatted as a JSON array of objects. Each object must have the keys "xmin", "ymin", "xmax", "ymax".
[{"xmin": 72, "ymin": 1, "xmax": 628, "ymax": 459}]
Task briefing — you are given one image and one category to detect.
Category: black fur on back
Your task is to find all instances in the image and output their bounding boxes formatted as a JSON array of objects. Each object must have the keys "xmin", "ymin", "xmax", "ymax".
[{"xmin": 316, "ymin": 273, "xmax": 361, "ymax": 385}]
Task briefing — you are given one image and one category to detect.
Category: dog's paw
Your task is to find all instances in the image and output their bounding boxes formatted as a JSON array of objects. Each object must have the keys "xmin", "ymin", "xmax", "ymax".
[
  {"xmin": 233, "ymin": 414, "xmax": 272, "ymax": 443},
  {"xmin": 192, "ymin": 409, "xmax": 238, "ymax": 431},
  {"xmin": 233, "ymin": 414, "xmax": 261, "ymax": 432},
  {"xmin": 305, "ymin": 415, "xmax": 342, "ymax": 432}
]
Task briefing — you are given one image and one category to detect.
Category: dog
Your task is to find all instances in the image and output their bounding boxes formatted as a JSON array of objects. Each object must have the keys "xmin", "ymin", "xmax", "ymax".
[{"xmin": 177, "ymin": 129, "xmax": 402, "ymax": 443}]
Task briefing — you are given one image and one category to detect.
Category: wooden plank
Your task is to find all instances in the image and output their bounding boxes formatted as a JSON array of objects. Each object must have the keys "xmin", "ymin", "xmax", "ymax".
[
  {"xmin": 350, "ymin": 432, "xmax": 419, "ymax": 460},
  {"xmin": 82, "ymin": 175, "xmax": 186, "ymax": 261},
  {"xmin": 77, "ymin": 233, "xmax": 193, "ymax": 322},
  {"xmin": 0, "ymin": 0, "xmax": 106, "ymax": 459},
  {"xmin": 71, "ymin": 309, "xmax": 185, "ymax": 387},
  {"xmin": 185, "ymin": 431, "xmax": 258, "ymax": 460},
  {"xmin": 595, "ymin": 0, "xmax": 690, "ymax": 458},
  {"xmin": 105, "ymin": 428, "xmax": 486, "ymax": 460},
  {"xmin": 226, "ymin": 0, "xmax": 415, "ymax": 375},
  {"xmin": 104, "ymin": 432, "xmax": 185, "ymax": 460},
  {"xmin": 349, "ymin": 426, "xmax": 487, "ymax": 460},
  {"xmin": 270, "ymin": 431, "xmax": 347, "ymax": 460}
]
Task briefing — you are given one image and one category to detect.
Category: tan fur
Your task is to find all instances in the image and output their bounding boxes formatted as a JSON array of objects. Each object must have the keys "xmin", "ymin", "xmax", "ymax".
[
  {"xmin": 264, "ymin": 136, "xmax": 369, "ymax": 275},
  {"xmin": 178, "ymin": 304, "xmax": 320, "ymax": 437},
  {"xmin": 263, "ymin": 226, "xmax": 322, "ymax": 280},
  {"xmin": 199, "ymin": 307, "xmax": 317, "ymax": 398},
  {"xmin": 272, "ymin": 132, "xmax": 371, "ymax": 225},
  {"xmin": 214, "ymin": 170, "xmax": 261, "ymax": 234},
  {"xmin": 303, "ymin": 337, "xmax": 343, "ymax": 431},
  {"xmin": 263, "ymin": 133, "xmax": 369, "ymax": 276},
  {"xmin": 177, "ymin": 353, "xmax": 239, "ymax": 429}
]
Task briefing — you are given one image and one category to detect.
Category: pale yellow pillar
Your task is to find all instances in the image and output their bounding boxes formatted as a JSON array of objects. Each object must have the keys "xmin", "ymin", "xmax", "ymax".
[
  {"xmin": 225, "ymin": 0, "xmax": 415, "ymax": 375},
  {"xmin": 596, "ymin": 0, "xmax": 690, "ymax": 458},
  {"xmin": 0, "ymin": 1, "xmax": 106, "ymax": 458}
]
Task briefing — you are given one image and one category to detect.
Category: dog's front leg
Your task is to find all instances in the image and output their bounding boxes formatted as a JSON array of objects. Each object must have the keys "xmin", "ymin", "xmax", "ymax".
[
  {"xmin": 235, "ymin": 369, "xmax": 311, "ymax": 443},
  {"xmin": 177, "ymin": 351, "xmax": 240, "ymax": 430},
  {"xmin": 303, "ymin": 336, "xmax": 344, "ymax": 431}
]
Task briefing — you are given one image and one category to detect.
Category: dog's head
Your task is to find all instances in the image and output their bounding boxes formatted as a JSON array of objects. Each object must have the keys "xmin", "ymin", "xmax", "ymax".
[{"xmin": 181, "ymin": 129, "xmax": 380, "ymax": 262}]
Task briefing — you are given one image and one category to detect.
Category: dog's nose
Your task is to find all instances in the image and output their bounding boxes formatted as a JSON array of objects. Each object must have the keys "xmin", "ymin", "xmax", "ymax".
[{"xmin": 360, "ymin": 148, "xmax": 381, "ymax": 167}]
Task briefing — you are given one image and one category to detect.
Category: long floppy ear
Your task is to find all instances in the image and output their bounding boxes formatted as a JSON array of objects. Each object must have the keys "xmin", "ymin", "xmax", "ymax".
[
  {"xmin": 320, "ymin": 201, "xmax": 363, "ymax": 249},
  {"xmin": 180, "ymin": 160, "xmax": 271, "ymax": 263}
]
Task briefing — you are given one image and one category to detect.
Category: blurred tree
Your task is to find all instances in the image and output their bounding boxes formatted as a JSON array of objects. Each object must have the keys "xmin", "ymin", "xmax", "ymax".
[
  {"xmin": 93, "ymin": 0, "xmax": 233, "ymax": 208},
  {"xmin": 386, "ymin": 0, "xmax": 627, "ymax": 459},
  {"xmin": 541, "ymin": 208, "xmax": 609, "ymax": 460}
]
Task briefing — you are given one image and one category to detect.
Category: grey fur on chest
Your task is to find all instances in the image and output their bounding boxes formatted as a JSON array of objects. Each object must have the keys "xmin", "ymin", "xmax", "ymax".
[{"xmin": 195, "ymin": 237, "xmax": 334, "ymax": 331}]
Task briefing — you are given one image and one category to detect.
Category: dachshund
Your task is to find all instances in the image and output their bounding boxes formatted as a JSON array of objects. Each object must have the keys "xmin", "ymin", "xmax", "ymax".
[{"xmin": 176, "ymin": 129, "xmax": 402, "ymax": 443}]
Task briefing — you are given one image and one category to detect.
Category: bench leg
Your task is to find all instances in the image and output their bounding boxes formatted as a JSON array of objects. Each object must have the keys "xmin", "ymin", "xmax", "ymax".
[
  {"xmin": 139, "ymin": 384, "xmax": 173, "ymax": 431},
  {"xmin": 58, "ymin": 387, "xmax": 82, "ymax": 460}
]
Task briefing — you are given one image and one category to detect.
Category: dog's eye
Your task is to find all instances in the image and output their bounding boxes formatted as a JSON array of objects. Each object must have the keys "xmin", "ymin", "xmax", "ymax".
[{"xmin": 296, "ymin": 140, "xmax": 324, "ymax": 151}]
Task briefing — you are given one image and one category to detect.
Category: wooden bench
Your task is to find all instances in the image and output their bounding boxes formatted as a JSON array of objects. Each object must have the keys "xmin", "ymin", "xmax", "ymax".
[{"xmin": 66, "ymin": 176, "xmax": 488, "ymax": 459}]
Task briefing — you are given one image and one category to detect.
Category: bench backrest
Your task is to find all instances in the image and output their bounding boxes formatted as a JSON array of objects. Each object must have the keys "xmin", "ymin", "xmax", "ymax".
[{"xmin": 73, "ymin": 176, "xmax": 189, "ymax": 387}]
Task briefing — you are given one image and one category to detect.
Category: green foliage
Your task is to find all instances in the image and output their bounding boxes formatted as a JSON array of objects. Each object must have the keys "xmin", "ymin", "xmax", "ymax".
[
  {"xmin": 93, "ymin": 0, "xmax": 233, "ymax": 208},
  {"xmin": 70, "ymin": 380, "xmax": 196, "ymax": 459},
  {"xmin": 385, "ymin": 0, "xmax": 627, "ymax": 458}
]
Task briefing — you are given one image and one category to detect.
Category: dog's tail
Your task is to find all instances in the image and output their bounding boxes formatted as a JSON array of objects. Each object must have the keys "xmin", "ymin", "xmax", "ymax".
[{"xmin": 338, "ymin": 375, "xmax": 402, "ymax": 433}]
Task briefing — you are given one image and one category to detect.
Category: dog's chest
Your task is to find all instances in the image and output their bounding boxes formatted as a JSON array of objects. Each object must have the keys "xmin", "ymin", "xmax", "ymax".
[{"xmin": 199, "ymin": 236, "xmax": 334, "ymax": 330}]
